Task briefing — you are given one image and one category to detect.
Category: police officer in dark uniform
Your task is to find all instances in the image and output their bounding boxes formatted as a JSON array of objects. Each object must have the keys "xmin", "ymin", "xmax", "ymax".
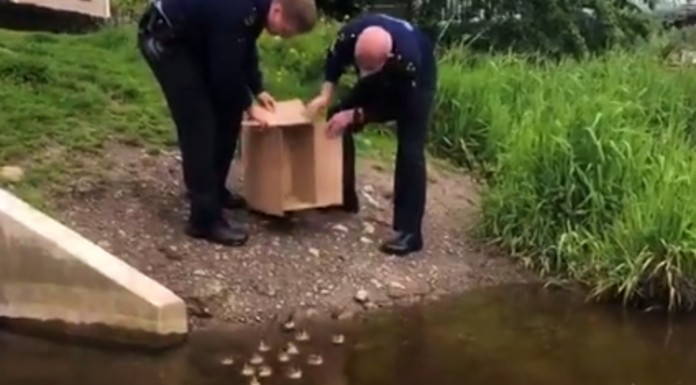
[
  {"xmin": 307, "ymin": 13, "xmax": 437, "ymax": 257},
  {"xmin": 137, "ymin": 0, "xmax": 317, "ymax": 246}
]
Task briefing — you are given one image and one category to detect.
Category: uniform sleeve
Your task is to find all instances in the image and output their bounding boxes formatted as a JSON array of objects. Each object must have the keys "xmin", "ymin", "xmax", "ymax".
[
  {"xmin": 206, "ymin": 15, "xmax": 252, "ymax": 111},
  {"xmin": 324, "ymin": 23, "xmax": 358, "ymax": 84},
  {"xmin": 245, "ymin": 43, "xmax": 263, "ymax": 96}
]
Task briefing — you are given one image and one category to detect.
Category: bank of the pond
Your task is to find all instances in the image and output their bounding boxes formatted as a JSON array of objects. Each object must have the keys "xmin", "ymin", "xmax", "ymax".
[
  {"xmin": 1, "ymin": 21, "xmax": 696, "ymax": 313},
  {"xmin": 432, "ymin": 50, "xmax": 696, "ymax": 311}
]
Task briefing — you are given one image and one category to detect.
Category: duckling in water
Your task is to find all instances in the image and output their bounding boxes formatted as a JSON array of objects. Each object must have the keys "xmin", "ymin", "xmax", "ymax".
[
  {"xmin": 331, "ymin": 333, "xmax": 345, "ymax": 345},
  {"xmin": 277, "ymin": 351, "xmax": 291, "ymax": 363},
  {"xmin": 241, "ymin": 363, "xmax": 255, "ymax": 376},
  {"xmin": 285, "ymin": 341, "xmax": 299, "ymax": 355},
  {"xmin": 258, "ymin": 340, "xmax": 271, "ymax": 352},
  {"xmin": 249, "ymin": 376, "xmax": 260, "ymax": 385},
  {"xmin": 286, "ymin": 366, "xmax": 302, "ymax": 379},
  {"xmin": 258, "ymin": 365, "xmax": 273, "ymax": 378},
  {"xmin": 249, "ymin": 353, "xmax": 264, "ymax": 365},
  {"xmin": 294, "ymin": 329, "xmax": 310, "ymax": 342},
  {"xmin": 307, "ymin": 353, "xmax": 323, "ymax": 366},
  {"xmin": 282, "ymin": 314, "xmax": 296, "ymax": 332}
]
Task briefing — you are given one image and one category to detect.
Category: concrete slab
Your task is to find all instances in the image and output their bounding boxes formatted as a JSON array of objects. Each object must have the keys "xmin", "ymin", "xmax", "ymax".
[
  {"xmin": 0, "ymin": 188, "xmax": 188, "ymax": 347},
  {"xmin": 10, "ymin": 0, "xmax": 111, "ymax": 19}
]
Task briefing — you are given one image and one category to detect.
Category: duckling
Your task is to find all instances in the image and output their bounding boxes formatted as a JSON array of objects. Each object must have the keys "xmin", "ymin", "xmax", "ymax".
[
  {"xmin": 258, "ymin": 340, "xmax": 271, "ymax": 352},
  {"xmin": 277, "ymin": 351, "xmax": 291, "ymax": 363},
  {"xmin": 241, "ymin": 363, "xmax": 255, "ymax": 376},
  {"xmin": 281, "ymin": 312, "xmax": 296, "ymax": 332},
  {"xmin": 249, "ymin": 353, "xmax": 264, "ymax": 365},
  {"xmin": 332, "ymin": 333, "xmax": 345, "ymax": 345},
  {"xmin": 220, "ymin": 356, "xmax": 234, "ymax": 366},
  {"xmin": 258, "ymin": 365, "xmax": 273, "ymax": 378},
  {"xmin": 286, "ymin": 366, "xmax": 302, "ymax": 380},
  {"xmin": 307, "ymin": 353, "xmax": 323, "ymax": 366},
  {"xmin": 285, "ymin": 341, "xmax": 299, "ymax": 355},
  {"xmin": 249, "ymin": 376, "xmax": 260, "ymax": 385},
  {"xmin": 294, "ymin": 329, "xmax": 310, "ymax": 342}
]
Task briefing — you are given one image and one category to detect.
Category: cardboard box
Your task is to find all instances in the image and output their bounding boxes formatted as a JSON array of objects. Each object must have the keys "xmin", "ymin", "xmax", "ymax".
[{"xmin": 240, "ymin": 99, "xmax": 343, "ymax": 216}]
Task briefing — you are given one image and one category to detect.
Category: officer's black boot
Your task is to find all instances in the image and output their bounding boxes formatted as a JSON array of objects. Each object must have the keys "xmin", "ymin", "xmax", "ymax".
[
  {"xmin": 185, "ymin": 197, "xmax": 248, "ymax": 246},
  {"xmin": 186, "ymin": 190, "xmax": 247, "ymax": 210},
  {"xmin": 379, "ymin": 232, "xmax": 423, "ymax": 256},
  {"xmin": 221, "ymin": 189, "xmax": 247, "ymax": 210},
  {"xmin": 185, "ymin": 217, "xmax": 249, "ymax": 246}
]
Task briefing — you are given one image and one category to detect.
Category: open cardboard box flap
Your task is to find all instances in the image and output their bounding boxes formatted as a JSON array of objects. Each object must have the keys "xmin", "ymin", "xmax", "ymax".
[
  {"xmin": 240, "ymin": 98, "xmax": 342, "ymax": 216},
  {"xmin": 242, "ymin": 98, "xmax": 313, "ymax": 128}
]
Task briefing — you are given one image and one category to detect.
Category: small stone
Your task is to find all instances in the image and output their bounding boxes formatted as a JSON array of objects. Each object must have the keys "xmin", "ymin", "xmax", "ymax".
[
  {"xmin": 354, "ymin": 289, "xmax": 369, "ymax": 303},
  {"xmin": 361, "ymin": 191, "xmax": 381, "ymax": 208},
  {"xmin": 360, "ymin": 236, "xmax": 372, "ymax": 244},
  {"xmin": 363, "ymin": 185, "xmax": 374, "ymax": 193},
  {"xmin": 332, "ymin": 224, "xmax": 349, "ymax": 233},
  {"xmin": 363, "ymin": 222, "xmax": 375, "ymax": 234},
  {"xmin": 0, "ymin": 165, "xmax": 23, "ymax": 183},
  {"xmin": 387, "ymin": 281, "xmax": 408, "ymax": 299},
  {"xmin": 331, "ymin": 306, "xmax": 355, "ymax": 320},
  {"xmin": 308, "ymin": 248, "xmax": 320, "ymax": 258},
  {"xmin": 158, "ymin": 245, "xmax": 183, "ymax": 261}
]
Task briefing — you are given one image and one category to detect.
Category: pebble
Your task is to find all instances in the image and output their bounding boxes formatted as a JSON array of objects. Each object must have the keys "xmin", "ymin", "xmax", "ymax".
[
  {"xmin": 360, "ymin": 236, "xmax": 372, "ymax": 244},
  {"xmin": 0, "ymin": 165, "xmax": 23, "ymax": 183},
  {"xmin": 354, "ymin": 289, "xmax": 369, "ymax": 303},
  {"xmin": 308, "ymin": 248, "xmax": 320, "ymax": 258},
  {"xmin": 332, "ymin": 224, "xmax": 349, "ymax": 233},
  {"xmin": 363, "ymin": 222, "xmax": 375, "ymax": 234}
]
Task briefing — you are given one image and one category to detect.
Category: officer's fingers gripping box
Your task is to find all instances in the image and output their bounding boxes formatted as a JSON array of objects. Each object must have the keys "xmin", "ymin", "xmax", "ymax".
[{"xmin": 240, "ymin": 99, "xmax": 343, "ymax": 216}]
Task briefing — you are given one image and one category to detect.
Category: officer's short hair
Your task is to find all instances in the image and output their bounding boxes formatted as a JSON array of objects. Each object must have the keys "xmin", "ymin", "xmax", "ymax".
[{"xmin": 278, "ymin": 0, "xmax": 317, "ymax": 33}]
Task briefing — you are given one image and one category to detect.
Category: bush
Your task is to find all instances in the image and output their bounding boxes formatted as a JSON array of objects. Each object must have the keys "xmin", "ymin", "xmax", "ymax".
[{"xmin": 431, "ymin": 45, "xmax": 696, "ymax": 311}]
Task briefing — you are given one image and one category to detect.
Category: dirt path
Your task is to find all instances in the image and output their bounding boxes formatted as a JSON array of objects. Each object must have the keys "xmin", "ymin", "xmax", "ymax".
[{"xmin": 52, "ymin": 144, "xmax": 531, "ymax": 329}]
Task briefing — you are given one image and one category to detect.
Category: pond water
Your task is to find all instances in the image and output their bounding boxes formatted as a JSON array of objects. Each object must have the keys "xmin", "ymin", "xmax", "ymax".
[{"xmin": 2, "ymin": 284, "xmax": 695, "ymax": 385}]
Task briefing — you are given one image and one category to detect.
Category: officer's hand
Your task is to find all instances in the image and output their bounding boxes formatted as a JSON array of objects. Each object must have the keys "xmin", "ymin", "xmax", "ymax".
[
  {"xmin": 256, "ymin": 91, "xmax": 276, "ymax": 111},
  {"xmin": 247, "ymin": 104, "xmax": 273, "ymax": 130},
  {"xmin": 326, "ymin": 110, "xmax": 354, "ymax": 138},
  {"xmin": 306, "ymin": 94, "xmax": 330, "ymax": 117}
]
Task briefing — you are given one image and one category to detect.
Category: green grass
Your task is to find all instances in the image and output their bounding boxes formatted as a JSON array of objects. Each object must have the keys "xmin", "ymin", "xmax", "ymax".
[
  {"xmin": 432, "ymin": 46, "xmax": 696, "ymax": 311},
  {"xmin": 4, "ymin": 18, "xmax": 696, "ymax": 312}
]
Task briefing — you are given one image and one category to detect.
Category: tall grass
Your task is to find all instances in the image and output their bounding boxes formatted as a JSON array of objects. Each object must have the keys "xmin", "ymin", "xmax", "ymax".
[{"xmin": 432, "ymin": 47, "xmax": 696, "ymax": 310}]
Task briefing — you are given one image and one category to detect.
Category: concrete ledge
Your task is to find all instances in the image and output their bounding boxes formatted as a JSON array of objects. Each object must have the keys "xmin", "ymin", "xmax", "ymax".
[{"xmin": 0, "ymin": 188, "xmax": 188, "ymax": 347}]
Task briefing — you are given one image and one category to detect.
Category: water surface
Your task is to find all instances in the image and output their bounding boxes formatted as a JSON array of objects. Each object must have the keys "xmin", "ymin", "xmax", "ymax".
[{"xmin": 2, "ymin": 284, "xmax": 695, "ymax": 385}]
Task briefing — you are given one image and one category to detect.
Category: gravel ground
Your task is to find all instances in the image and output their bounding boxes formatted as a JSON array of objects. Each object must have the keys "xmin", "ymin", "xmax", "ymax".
[{"xmin": 52, "ymin": 144, "xmax": 532, "ymax": 330}]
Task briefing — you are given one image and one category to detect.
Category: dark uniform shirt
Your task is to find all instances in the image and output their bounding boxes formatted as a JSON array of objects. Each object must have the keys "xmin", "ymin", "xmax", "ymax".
[
  {"xmin": 158, "ymin": 0, "xmax": 268, "ymax": 111},
  {"xmin": 324, "ymin": 13, "xmax": 436, "ymax": 92}
]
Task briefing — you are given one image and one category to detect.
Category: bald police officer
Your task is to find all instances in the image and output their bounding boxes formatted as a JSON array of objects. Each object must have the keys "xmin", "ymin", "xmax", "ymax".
[
  {"xmin": 307, "ymin": 13, "xmax": 437, "ymax": 257},
  {"xmin": 137, "ymin": 0, "xmax": 317, "ymax": 246}
]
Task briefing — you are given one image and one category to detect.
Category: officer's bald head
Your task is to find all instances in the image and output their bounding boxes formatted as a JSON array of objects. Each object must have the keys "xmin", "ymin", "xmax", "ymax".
[{"xmin": 355, "ymin": 26, "xmax": 393, "ymax": 77}]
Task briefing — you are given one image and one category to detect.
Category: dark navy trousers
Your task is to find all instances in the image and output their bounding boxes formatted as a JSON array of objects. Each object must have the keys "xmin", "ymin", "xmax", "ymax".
[
  {"xmin": 328, "ymin": 74, "xmax": 436, "ymax": 235},
  {"xmin": 137, "ymin": 4, "xmax": 243, "ymax": 229}
]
